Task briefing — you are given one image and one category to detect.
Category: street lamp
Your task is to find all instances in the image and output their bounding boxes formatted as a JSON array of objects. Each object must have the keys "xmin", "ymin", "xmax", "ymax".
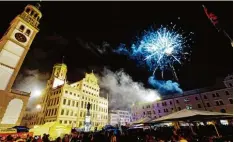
[
  {"xmin": 36, "ymin": 104, "xmax": 41, "ymax": 110},
  {"xmin": 34, "ymin": 90, "xmax": 41, "ymax": 97}
]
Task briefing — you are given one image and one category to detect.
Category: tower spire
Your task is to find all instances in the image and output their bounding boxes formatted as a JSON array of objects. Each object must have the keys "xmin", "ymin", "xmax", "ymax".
[{"xmin": 62, "ymin": 56, "xmax": 65, "ymax": 64}]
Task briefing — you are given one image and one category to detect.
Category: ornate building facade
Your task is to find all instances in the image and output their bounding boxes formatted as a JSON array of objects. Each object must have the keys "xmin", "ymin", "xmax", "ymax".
[
  {"xmin": 22, "ymin": 63, "xmax": 108, "ymax": 130},
  {"xmin": 131, "ymin": 75, "xmax": 233, "ymax": 122},
  {"xmin": 0, "ymin": 4, "xmax": 42, "ymax": 127}
]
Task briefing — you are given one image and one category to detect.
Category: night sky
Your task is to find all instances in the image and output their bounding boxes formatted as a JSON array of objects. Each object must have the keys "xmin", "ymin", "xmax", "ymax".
[{"xmin": 0, "ymin": 2, "xmax": 232, "ymax": 91}]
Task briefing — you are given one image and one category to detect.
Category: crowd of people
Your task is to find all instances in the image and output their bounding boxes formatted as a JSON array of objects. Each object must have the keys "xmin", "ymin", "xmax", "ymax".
[{"xmin": 0, "ymin": 125, "xmax": 232, "ymax": 142}]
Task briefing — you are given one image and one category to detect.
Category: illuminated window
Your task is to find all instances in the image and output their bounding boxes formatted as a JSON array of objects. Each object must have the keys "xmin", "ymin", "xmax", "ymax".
[
  {"xmin": 26, "ymin": 8, "xmax": 30, "ymax": 13},
  {"xmin": 61, "ymin": 109, "xmax": 64, "ymax": 115},
  {"xmin": 34, "ymin": 13, "xmax": 38, "ymax": 18},
  {"xmin": 57, "ymin": 98, "xmax": 59, "ymax": 104},
  {"xmin": 19, "ymin": 25, "xmax": 25, "ymax": 32},
  {"xmin": 30, "ymin": 10, "xmax": 34, "ymax": 16},
  {"xmin": 63, "ymin": 99, "xmax": 66, "ymax": 105},
  {"xmin": 25, "ymin": 29, "xmax": 31, "ymax": 36},
  {"xmin": 54, "ymin": 109, "xmax": 57, "ymax": 115}
]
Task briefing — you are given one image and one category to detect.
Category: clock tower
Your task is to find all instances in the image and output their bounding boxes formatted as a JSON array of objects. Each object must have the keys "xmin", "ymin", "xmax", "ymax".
[
  {"xmin": 0, "ymin": 4, "xmax": 42, "ymax": 91},
  {"xmin": 48, "ymin": 63, "xmax": 67, "ymax": 89}
]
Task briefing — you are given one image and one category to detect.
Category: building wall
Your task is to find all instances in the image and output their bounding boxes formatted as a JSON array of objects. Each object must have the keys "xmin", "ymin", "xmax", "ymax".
[
  {"xmin": 131, "ymin": 75, "xmax": 233, "ymax": 121},
  {"xmin": 109, "ymin": 110, "xmax": 131, "ymax": 126},
  {"xmin": 22, "ymin": 64, "xmax": 108, "ymax": 130},
  {"xmin": 0, "ymin": 90, "xmax": 30, "ymax": 128}
]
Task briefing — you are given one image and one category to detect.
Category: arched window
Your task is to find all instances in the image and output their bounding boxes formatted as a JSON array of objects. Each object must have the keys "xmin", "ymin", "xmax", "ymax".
[
  {"xmin": 26, "ymin": 8, "xmax": 30, "ymax": 13},
  {"xmin": 1, "ymin": 99, "xmax": 23, "ymax": 124},
  {"xmin": 25, "ymin": 29, "xmax": 31, "ymax": 36},
  {"xmin": 34, "ymin": 14, "xmax": 38, "ymax": 18},
  {"xmin": 30, "ymin": 11, "xmax": 34, "ymax": 16},
  {"xmin": 19, "ymin": 25, "xmax": 25, "ymax": 32}
]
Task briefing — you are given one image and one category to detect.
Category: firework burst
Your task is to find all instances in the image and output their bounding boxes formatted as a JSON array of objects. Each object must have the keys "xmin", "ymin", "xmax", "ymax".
[{"xmin": 116, "ymin": 24, "xmax": 193, "ymax": 79}]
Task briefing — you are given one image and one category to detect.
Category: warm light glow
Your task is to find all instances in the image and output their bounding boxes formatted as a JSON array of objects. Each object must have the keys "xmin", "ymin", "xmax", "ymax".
[
  {"xmin": 36, "ymin": 104, "xmax": 41, "ymax": 110},
  {"xmin": 33, "ymin": 90, "xmax": 41, "ymax": 97},
  {"xmin": 144, "ymin": 94, "xmax": 161, "ymax": 102}
]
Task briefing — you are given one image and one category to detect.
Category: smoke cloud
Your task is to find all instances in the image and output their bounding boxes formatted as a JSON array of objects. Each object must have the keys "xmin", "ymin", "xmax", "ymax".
[
  {"xmin": 14, "ymin": 69, "xmax": 50, "ymax": 108},
  {"xmin": 148, "ymin": 76, "xmax": 183, "ymax": 95},
  {"xmin": 98, "ymin": 68, "xmax": 161, "ymax": 110}
]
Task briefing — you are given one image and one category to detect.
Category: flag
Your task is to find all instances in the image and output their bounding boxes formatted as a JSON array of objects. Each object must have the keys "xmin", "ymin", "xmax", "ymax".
[{"xmin": 202, "ymin": 5, "xmax": 220, "ymax": 31}]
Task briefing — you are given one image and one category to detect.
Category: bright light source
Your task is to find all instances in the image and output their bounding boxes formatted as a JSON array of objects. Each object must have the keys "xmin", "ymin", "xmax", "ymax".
[
  {"xmin": 33, "ymin": 90, "xmax": 41, "ymax": 97},
  {"xmin": 36, "ymin": 104, "xmax": 41, "ymax": 110},
  {"xmin": 165, "ymin": 47, "xmax": 173, "ymax": 55},
  {"xmin": 145, "ymin": 94, "xmax": 161, "ymax": 102}
]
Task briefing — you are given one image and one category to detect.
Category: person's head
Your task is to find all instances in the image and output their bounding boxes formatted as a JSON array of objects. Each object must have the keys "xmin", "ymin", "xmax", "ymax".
[
  {"xmin": 72, "ymin": 131, "xmax": 78, "ymax": 138},
  {"xmin": 63, "ymin": 134, "xmax": 69, "ymax": 142},
  {"xmin": 6, "ymin": 135, "xmax": 13, "ymax": 142},
  {"xmin": 56, "ymin": 137, "xmax": 62, "ymax": 142}
]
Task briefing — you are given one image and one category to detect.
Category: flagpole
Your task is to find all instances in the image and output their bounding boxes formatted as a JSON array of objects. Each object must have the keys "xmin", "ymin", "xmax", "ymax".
[
  {"xmin": 202, "ymin": 5, "xmax": 233, "ymax": 47},
  {"xmin": 222, "ymin": 30, "xmax": 233, "ymax": 43}
]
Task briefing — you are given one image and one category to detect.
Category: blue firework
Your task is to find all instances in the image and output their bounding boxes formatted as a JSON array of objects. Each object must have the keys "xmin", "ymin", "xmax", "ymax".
[{"xmin": 115, "ymin": 24, "xmax": 193, "ymax": 77}]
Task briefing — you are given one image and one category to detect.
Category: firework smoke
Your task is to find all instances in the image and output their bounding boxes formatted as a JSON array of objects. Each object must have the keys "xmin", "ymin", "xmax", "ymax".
[
  {"xmin": 148, "ymin": 76, "xmax": 183, "ymax": 95},
  {"xmin": 98, "ymin": 68, "xmax": 160, "ymax": 110},
  {"xmin": 13, "ymin": 69, "xmax": 50, "ymax": 108}
]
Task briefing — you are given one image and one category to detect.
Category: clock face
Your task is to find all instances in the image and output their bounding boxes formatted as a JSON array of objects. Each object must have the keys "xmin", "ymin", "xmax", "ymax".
[{"xmin": 15, "ymin": 33, "xmax": 27, "ymax": 43}]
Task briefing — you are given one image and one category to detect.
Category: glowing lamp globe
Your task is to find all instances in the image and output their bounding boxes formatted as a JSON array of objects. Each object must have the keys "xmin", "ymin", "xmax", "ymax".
[
  {"xmin": 36, "ymin": 104, "xmax": 41, "ymax": 110},
  {"xmin": 145, "ymin": 94, "xmax": 161, "ymax": 102},
  {"xmin": 34, "ymin": 90, "xmax": 41, "ymax": 97}
]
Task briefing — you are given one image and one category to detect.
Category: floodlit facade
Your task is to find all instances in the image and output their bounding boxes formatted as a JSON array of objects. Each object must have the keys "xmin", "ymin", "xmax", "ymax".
[
  {"xmin": 131, "ymin": 75, "xmax": 233, "ymax": 122},
  {"xmin": 0, "ymin": 4, "xmax": 42, "ymax": 127},
  {"xmin": 109, "ymin": 110, "xmax": 131, "ymax": 126},
  {"xmin": 22, "ymin": 63, "xmax": 108, "ymax": 130}
]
